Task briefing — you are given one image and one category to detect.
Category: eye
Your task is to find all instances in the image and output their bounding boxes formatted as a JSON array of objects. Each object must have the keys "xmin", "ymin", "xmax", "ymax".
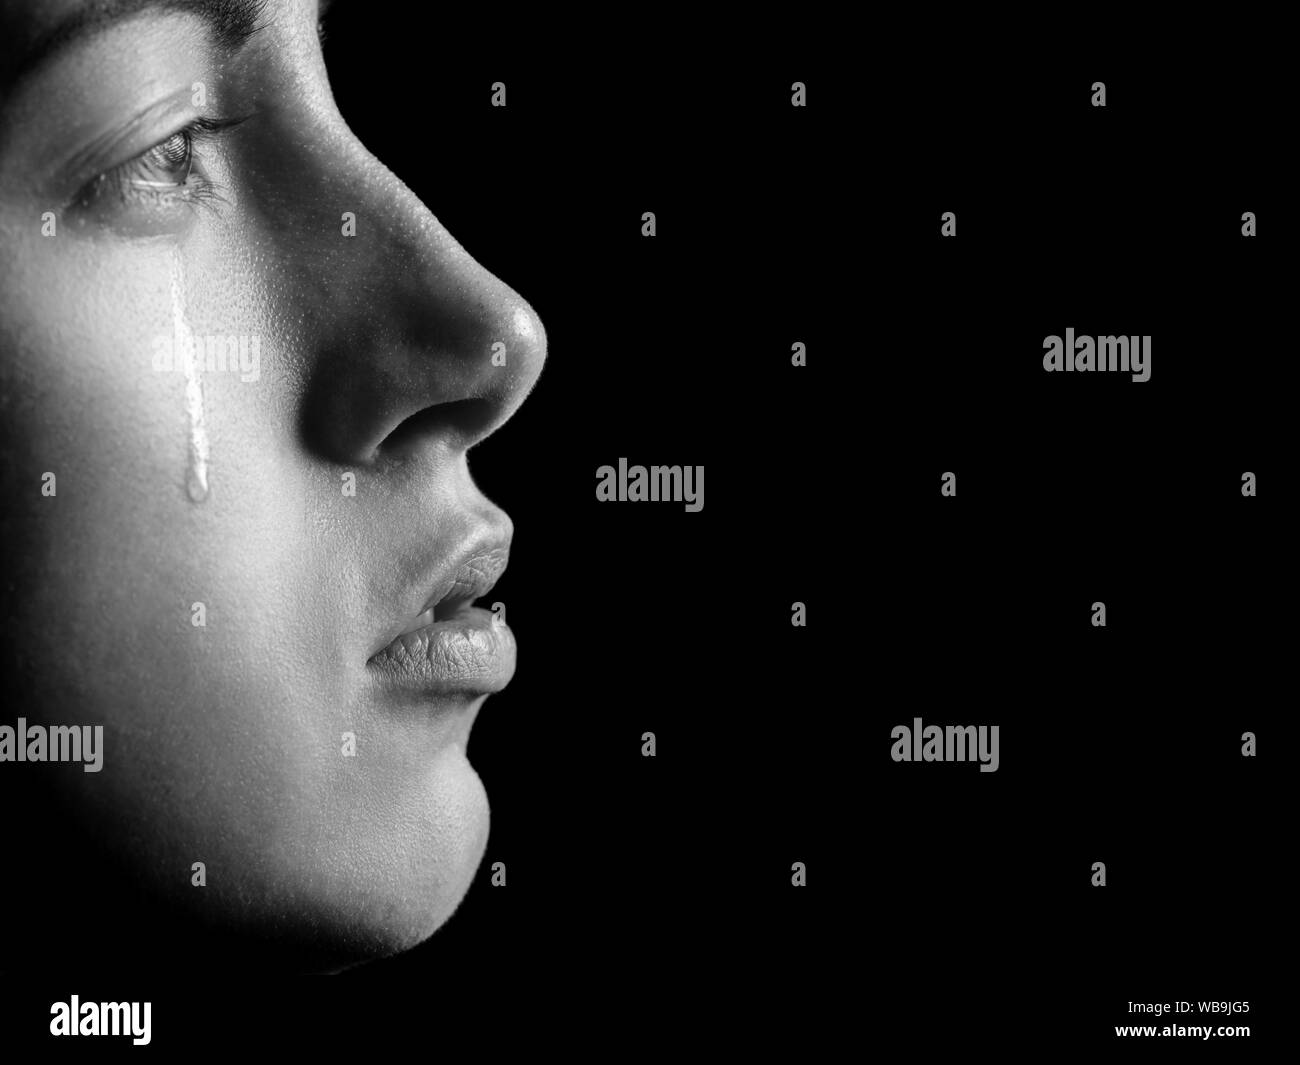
[
  {"xmin": 71, "ymin": 116, "xmax": 247, "ymax": 221},
  {"xmin": 130, "ymin": 129, "xmax": 196, "ymax": 189}
]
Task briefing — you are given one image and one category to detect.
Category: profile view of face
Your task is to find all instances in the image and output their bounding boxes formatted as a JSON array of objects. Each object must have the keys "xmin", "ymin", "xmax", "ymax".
[{"xmin": 0, "ymin": 0, "xmax": 546, "ymax": 970}]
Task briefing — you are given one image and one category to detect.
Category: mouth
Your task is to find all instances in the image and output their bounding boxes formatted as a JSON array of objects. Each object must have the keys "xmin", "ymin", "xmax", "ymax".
[{"xmin": 368, "ymin": 542, "xmax": 516, "ymax": 697}]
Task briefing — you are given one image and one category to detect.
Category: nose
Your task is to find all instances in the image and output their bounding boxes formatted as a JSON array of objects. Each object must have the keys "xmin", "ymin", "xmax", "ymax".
[{"xmin": 293, "ymin": 155, "xmax": 547, "ymax": 465}]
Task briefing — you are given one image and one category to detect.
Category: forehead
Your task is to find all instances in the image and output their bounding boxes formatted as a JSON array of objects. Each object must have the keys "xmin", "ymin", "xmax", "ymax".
[{"xmin": 0, "ymin": 0, "xmax": 272, "ymax": 97}]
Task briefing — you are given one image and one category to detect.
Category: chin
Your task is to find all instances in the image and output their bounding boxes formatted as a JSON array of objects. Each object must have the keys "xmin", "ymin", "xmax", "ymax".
[{"xmin": 326, "ymin": 751, "xmax": 492, "ymax": 966}]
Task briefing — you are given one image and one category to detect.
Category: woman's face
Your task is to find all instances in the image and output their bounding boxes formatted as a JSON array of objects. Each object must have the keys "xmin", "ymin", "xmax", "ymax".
[{"xmin": 0, "ymin": 0, "xmax": 545, "ymax": 965}]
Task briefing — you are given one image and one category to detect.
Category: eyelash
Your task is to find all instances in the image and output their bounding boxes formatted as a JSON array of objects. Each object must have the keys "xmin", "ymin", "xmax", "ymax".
[{"xmin": 74, "ymin": 116, "xmax": 247, "ymax": 217}]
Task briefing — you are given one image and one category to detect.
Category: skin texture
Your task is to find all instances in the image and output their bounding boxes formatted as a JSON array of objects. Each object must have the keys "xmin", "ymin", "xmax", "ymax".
[{"xmin": 0, "ymin": 0, "xmax": 545, "ymax": 970}]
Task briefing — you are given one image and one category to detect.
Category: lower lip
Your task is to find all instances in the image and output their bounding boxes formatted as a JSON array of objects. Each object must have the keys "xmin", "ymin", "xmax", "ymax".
[{"xmin": 369, "ymin": 605, "xmax": 516, "ymax": 696}]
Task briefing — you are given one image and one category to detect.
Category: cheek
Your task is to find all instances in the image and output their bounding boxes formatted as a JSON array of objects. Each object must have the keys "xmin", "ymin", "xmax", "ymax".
[{"xmin": 3, "ymin": 228, "xmax": 505, "ymax": 958}]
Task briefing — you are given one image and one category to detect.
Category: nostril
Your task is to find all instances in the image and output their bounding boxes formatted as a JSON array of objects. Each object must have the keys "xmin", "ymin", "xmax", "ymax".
[{"xmin": 378, "ymin": 397, "xmax": 495, "ymax": 459}]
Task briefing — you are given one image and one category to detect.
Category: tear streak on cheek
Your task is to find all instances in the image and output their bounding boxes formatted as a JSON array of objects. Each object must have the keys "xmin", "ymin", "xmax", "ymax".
[{"xmin": 169, "ymin": 254, "xmax": 210, "ymax": 504}]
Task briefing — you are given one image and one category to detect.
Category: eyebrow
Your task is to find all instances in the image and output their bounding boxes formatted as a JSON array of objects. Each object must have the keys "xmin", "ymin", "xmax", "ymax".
[{"xmin": 1, "ymin": 0, "xmax": 271, "ymax": 98}]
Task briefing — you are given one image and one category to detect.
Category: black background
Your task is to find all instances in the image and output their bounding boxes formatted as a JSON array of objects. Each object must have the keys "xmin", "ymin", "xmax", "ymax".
[
  {"xmin": 868, "ymin": 45, "xmax": 1286, "ymax": 1056},
  {"xmin": 2, "ymin": 12, "xmax": 1286, "ymax": 1056}
]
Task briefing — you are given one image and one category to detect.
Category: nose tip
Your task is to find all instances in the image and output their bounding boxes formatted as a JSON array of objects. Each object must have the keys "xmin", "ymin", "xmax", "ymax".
[
  {"xmin": 476, "ymin": 293, "xmax": 546, "ymax": 440},
  {"xmin": 504, "ymin": 297, "xmax": 547, "ymax": 392}
]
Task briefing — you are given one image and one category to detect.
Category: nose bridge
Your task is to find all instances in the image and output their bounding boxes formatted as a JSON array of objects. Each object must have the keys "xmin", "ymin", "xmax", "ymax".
[{"xmin": 293, "ymin": 139, "xmax": 547, "ymax": 463}]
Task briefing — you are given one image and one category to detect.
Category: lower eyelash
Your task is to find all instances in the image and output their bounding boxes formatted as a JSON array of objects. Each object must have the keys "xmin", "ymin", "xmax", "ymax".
[
  {"xmin": 133, "ymin": 175, "xmax": 229, "ymax": 215},
  {"xmin": 182, "ymin": 178, "xmax": 230, "ymax": 215},
  {"xmin": 81, "ymin": 170, "xmax": 229, "ymax": 219}
]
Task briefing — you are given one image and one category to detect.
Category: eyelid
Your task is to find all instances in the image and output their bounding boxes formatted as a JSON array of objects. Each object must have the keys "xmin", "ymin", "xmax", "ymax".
[
  {"xmin": 129, "ymin": 114, "xmax": 247, "ymax": 183},
  {"xmin": 60, "ymin": 92, "xmax": 199, "ymax": 192}
]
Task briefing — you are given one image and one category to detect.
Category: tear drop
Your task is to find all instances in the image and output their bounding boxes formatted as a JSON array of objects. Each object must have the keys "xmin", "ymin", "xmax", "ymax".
[{"xmin": 169, "ymin": 255, "xmax": 210, "ymax": 503}]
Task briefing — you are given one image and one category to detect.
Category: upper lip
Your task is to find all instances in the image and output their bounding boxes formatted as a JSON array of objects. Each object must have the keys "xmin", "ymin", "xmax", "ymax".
[
  {"xmin": 369, "ymin": 534, "xmax": 511, "ymax": 661},
  {"xmin": 416, "ymin": 543, "xmax": 510, "ymax": 620}
]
